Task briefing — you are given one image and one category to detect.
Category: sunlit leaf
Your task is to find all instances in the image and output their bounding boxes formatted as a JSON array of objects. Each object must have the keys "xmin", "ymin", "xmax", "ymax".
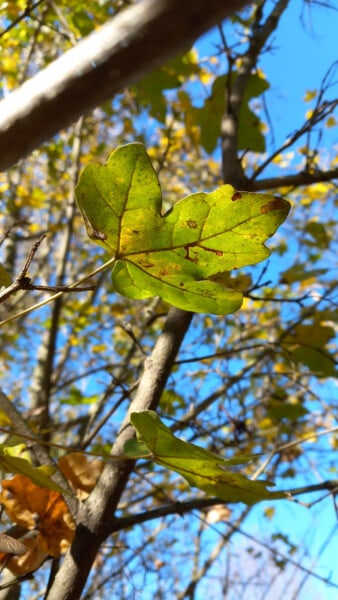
[
  {"xmin": 136, "ymin": 51, "xmax": 200, "ymax": 122},
  {"xmin": 76, "ymin": 143, "xmax": 290, "ymax": 315},
  {"xmin": 58, "ymin": 452, "xmax": 104, "ymax": 498},
  {"xmin": 0, "ymin": 445, "xmax": 65, "ymax": 493},
  {"xmin": 130, "ymin": 411, "xmax": 287, "ymax": 504},
  {"xmin": 0, "ymin": 475, "xmax": 75, "ymax": 562}
]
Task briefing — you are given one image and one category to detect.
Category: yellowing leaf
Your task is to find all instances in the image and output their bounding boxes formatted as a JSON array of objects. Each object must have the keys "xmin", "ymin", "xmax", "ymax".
[
  {"xmin": 0, "ymin": 409, "xmax": 12, "ymax": 426},
  {"xmin": 325, "ymin": 115, "xmax": 337, "ymax": 128},
  {"xmin": 130, "ymin": 411, "xmax": 287, "ymax": 504},
  {"xmin": 304, "ymin": 90, "xmax": 317, "ymax": 102},
  {"xmin": 76, "ymin": 143, "xmax": 290, "ymax": 315},
  {"xmin": 0, "ymin": 444, "xmax": 65, "ymax": 493}
]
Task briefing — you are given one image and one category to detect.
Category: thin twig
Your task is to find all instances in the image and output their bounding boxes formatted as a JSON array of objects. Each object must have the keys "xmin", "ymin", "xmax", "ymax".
[
  {"xmin": 0, "ymin": 0, "xmax": 45, "ymax": 37},
  {"xmin": 252, "ymin": 426, "xmax": 338, "ymax": 480},
  {"xmin": 0, "ymin": 256, "xmax": 116, "ymax": 327},
  {"xmin": 0, "ymin": 235, "xmax": 96, "ymax": 305}
]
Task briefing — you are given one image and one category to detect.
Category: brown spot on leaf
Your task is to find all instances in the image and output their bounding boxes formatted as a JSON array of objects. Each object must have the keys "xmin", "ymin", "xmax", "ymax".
[
  {"xmin": 260, "ymin": 198, "xmax": 286, "ymax": 214},
  {"xmin": 200, "ymin": 246, "xmax": 223, "ymax": 257},
  {"xmin": 186, "ymin": 220, "xmax": 198, "ymax": 229},
  {"xmin": 231, "ymin": 192, "xmax": 242, "ymax": 201},
  {"xmin": 91, "ymin": 228, "xmax": 107, "ymax": 242}
]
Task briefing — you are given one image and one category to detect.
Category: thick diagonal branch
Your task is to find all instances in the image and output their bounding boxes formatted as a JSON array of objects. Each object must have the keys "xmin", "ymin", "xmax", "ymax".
[
  {"xmin": 46, "ymin": 307, "xmax": 193, "ymax": 600},
  {"xmin": 0, "ymin": 0, "xmax": 250, "ymax": 171}
]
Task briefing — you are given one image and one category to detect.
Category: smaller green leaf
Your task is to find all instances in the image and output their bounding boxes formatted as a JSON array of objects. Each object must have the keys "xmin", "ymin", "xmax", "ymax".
[
  {"xmin": 123, "ymin": 439, "xmax": 151, "ymax": 458},
  {"xmin": 0, "ymin": 445, "xmax": 66, "ymax": 493},
  {"xmin": 189, "ymin": 72, "xmax": 269, "ymax": 153},
  {"xmin": 160, "ymin": 390, "xmax": 186, "ymax": 415},
  {"xmin": 62, "ymin": 386, "xmax": 99, "ymax": 405},
  {"xmin": 280, "ymin": 264, "xmax": 326, "ymax": 284},
  {"xmin": 267, "ymin": 399, "xmax": 309, "ymax": 421},
  {"xmin": 305, "ymin": 221, "xmax": 330, "ymax": 249},
  {"xmin": 282, "ymin": 324, "xmax": 337, "ymax": 377},
  {"xmin": 136, "ymin": 51, "xmax": 200, "ymax": 122},
  {"xmin": 131, "ymin": 411, "xmax": 286, "ymax": 505}
]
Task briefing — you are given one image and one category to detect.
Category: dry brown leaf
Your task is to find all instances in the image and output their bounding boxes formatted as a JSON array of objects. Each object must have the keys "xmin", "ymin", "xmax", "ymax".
[
  {"xmin": 1, "ymin": 530, "xmax": 45, "ymax": 576},
  {"xmin": 58, "ymin": 452, "xmax": 104, "ymax": 498},
  {"xmin": 0, "ymin": 475, "xmax": 75, "ymax": 568}
]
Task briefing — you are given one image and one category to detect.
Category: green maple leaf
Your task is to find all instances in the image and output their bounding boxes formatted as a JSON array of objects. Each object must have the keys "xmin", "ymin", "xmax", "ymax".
[
  {"xmin": 76, "ymin": 143, "xmax": 290, "ymax": 315},
  {"xmin": 130, "ymin": 411, "xmax": 287, "ymax": 504}
]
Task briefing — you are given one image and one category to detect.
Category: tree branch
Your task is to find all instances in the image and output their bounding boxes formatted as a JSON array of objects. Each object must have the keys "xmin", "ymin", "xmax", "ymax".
[
  {"xmin": 46, "ymin": 307, "xmax": 193, "ymax": 600},
  {"xmin": 113, "ymin": 477, "xmax": 338, "ymax": 532},
  {"xmin": 246, "ymin": 167, "xmax": 338, "ymax": 191},
  {"xmin": 0, "ymin": 0, "xmax": 250, "ymax": 171},
  {"xmin": 221, "ymin": 0, "xmax": 290, "ymax": 186}
]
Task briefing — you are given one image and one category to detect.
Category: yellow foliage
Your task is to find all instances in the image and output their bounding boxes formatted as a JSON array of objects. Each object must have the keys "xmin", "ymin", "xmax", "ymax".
[
  {"xmin": 200, "ymin": 70, "xmax": 213, "ymax": 85},
  {"xmin": 240, "ymin": 297, "xmax": 250, "ymax": 311},
  {"xmin": 325, "ymin": 115, "xmax": 337, "ymax": 128},
  {"xmin": 304, "ymin": 90, "xmax": 317, "ymax": 102},
  {"xmin": 14, "ymin": 185, "xmax": 46, "ymax": 209},
  {"xmin": 259, "ymin": 417, "xmax": 274, "ymax": 429},
  {"xmin": 264, "ymin": 506, "xmax": 275, "ymax": 520},
  {"xmin": 272, "ymin": 152, "xmax": 294, "ymax": 167},
  {"xmin": 302, "ymin": 182, "xmax": 331, "ymax": 201},
  {"xmin": 274, "ymin": 363, "xmax": 288, "ymax": 374},
  {"xmin": 91, "ymin": 344, "xmax": 108, "ymax": 353}
]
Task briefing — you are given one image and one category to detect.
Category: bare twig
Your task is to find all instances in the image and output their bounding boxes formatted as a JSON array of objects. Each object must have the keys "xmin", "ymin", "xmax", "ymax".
[
  {"xmin": 0, "ymin": 0, "xmax": 45, "ymax": 37},
  {"xmin": 252, "ymin": 98, "xmax": 338, "ymax": 181},
  {"xmin": 252, "ymin": 426, "xmax": 338, "ymax": 480},
  {"xmin": 0, "ymin": 235, "xmax": 95, "ymax": 306},
  {"xmin": 0, "ymin": 256, "xmax": 116, "ymax": 327}
]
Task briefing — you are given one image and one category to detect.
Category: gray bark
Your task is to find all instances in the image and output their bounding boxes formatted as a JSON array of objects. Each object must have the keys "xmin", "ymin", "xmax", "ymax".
[{"xmin": 46, "ymin": 308, "xmax": 193, "ymax": 600}]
